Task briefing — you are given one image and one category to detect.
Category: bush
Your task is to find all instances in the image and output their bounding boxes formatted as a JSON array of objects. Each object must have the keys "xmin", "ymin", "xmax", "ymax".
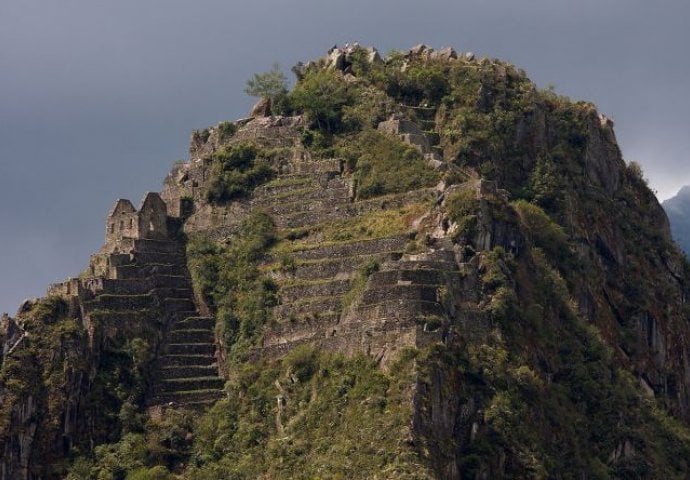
[
  {"xmin": 206, "ymin": 144, "xmax": 273, "ymax": 203},
  {"xmin": 338, "ymin": 129, "xmax": 439, "ymax": 199},
  {"xmin": 291, "ymin": 69, "xmax": 354, "ymax": 133},
  {"xmin": 186, "ymin": 213, "xmax": 277, "ymax": 361},
  {"xmin": 512, "ymin": 200, "xmax": 569, "ymax": 263},
  {"xmin": 445, "ymin": 187, "xmax": 480, "ymax": 241},
  {"xmin": 216, "ymin": 121, "xmax": 237, "ymax": 141}
]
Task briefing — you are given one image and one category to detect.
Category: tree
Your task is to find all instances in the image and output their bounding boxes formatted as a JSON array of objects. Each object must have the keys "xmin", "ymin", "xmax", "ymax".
[
  {"xmin": 290, "ymin": 69, "xmax": 353, "ymax": 133},
  {"xmin": 244, "ymin": 64, "xmax": 288, "ymax": 102}
]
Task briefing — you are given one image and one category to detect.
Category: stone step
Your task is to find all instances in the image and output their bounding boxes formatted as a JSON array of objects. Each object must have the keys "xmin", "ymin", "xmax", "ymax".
[
  {"xmin": 173, "ymin": 316, "xmax": 215, "ymax": 330},
  {"xmin": 290, "ymin": 235, "xmax": 410, "ymax": 261},
  {"xmin": 113, "ymin": 237, "xmax": 184, "ymax": 255},
  {"xmin": 154, "ymin": 388, "xmax": 225, "ymax": 406},
  {"xmin": 276, "ymin": 253, "xmax": 402, "ymax": 281},
  {"xmin": 133, "ymin": 251, "xmax": 186, "ymax": 265},
  {"xmin": 167, "ymin": 343, "xmax": 215, "ymax": 355},
  {"xmin": 369, "ymin": 268, "xmax": 463, "ymax": 287},
  {"xmin": 159, "ymin": 376, "xmax": 225, "ymax": 393},
  {"xmin": 150, "ymin": 287, "xmax": 194, "ymax": 300},
  {"xmin": 86, "ymin": 293, "xmax": 155, "ymax": 310},
  {"xmin": 169, "ymin": 329, "xmax": 215, "ymax": 343},
  {"xmin": 254, "ymin": 177, "xmax": 317, "ymax": 197},
  {"xmin": 164, "ymin": 298, "xmax": 197, "ymax": 312},
  {"xmin": 256, "ymin": 197, "xmax": 349, "ymax": 217},
  {"xmin": 253, "ymin": 186, "xmax": 350, "ymax": 208},
  {"xmin": 351, "ymin": 188, "xmax": 436, "ymax": 215},
  {"xmin": 99, "ymin": 275, "xmax": 191, "ymax": 295},
  {"xmin": 133, "ymin": 238, "xmax": 185, "ymax": 254},
  {"xmin": 273, "ymin": 295, "xmax": 343, "ymax": 320},
  {"xmin": 288, "ymin": 159, "xmax": 342, "ymax": 175},
  {"xmin": 161, "ymin": 354, "xmax": 216, "ymax": 367},
  {"xmin": 86, "ymin": 308, "xmax": 160, "ymax": 324},
  {"xmin": 263, "ymin": 315, "xmax": 338, "ymax": 348},
  {"xmin": 160, "ymin": 365, "xmax": 219, "ymax": 380},
  {"xmin": 274, "ymin": 206, "xmax": 353, "ymax": 229},
  {"xmin": 172, "ymin": 311, "xmax": 200, "ymax": 322},
  {"xmin": 359, "ymin": 284, "xmax": 440, "ymax": 307},
  {"xmin": 354, "ymin": 299, "xmax": 446, "ymax": 320},
  {"xmin": 279, "ymin": 279, "xmax": 352, "ymax": 304},
  {"xmin": 115, "ymin": 263, "xmax": 188, "ymax": 279}
]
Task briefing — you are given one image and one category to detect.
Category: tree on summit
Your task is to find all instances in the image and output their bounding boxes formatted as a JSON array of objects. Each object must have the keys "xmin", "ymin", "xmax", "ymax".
[{"xmin": 244, "ymin": 63, "xmax": 288, "ymax": 114}]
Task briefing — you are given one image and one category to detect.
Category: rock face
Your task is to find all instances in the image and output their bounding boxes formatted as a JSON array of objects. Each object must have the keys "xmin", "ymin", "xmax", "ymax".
[
  {"xmin": 663, "ymin": 185, "xmax": 690, "ymax": 254},
  {"xmin": 3, "ymin": 44, "xmax": 690, "ymax": 478}
]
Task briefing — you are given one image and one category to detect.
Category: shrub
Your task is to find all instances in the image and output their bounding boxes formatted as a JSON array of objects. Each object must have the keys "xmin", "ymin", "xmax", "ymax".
[
  {"xmin": 445, "ymin": 187, "xmax": 480, "ymax": 241},
  {"xmin": 206, "ymin": 144, "xmax": 273, "ymax": 203},
  {"xmin": 338, "ymin": 129, "xmax": 439, "ymax": 199},
  {"xmin": 291, "ymin": 69, "xmax": 354, "ymax": 133},
  {"xmin": 216, "ymin": 121, "xmax": 237, "ymax": 141},
  {"xmin": 512, "ymin": 200, "xmax": 569, "ymax": 263},
  {"xmin": 186, "ymin": 213, "xmax": 277, "ymax": 361}
]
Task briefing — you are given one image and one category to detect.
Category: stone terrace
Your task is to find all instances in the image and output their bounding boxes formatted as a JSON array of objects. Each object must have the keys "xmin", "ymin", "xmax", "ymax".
[{"xmin": 253, "ymin": 154, "xmax": 451, "ymax": 363}]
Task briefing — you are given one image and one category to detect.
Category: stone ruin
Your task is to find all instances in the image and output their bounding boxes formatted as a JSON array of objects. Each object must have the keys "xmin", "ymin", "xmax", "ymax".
[
  {"xmin": 48, "ymin": 192, "xmax": 171, "ymax": 296},
  {"xmin": 105, "ymin": 192, "xmax": 169, "ymax": 251}
]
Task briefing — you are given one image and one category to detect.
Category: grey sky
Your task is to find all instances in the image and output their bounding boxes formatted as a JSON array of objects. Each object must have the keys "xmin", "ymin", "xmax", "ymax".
[{"xmin": 1, "ymin": 0, "xmax": 689, "ymax": 314}]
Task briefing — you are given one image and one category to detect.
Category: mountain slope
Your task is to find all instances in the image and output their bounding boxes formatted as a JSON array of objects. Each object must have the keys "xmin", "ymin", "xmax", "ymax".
[
  {"xmin": 2, "ymin": 44, "xmax": 690, "ymax": 479},
  {"xmin": 664, "ymin": 185, "xmax": 690, "ymax": 254}
]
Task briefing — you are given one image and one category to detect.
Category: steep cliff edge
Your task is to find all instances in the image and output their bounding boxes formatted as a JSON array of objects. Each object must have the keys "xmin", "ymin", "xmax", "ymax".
[{"xmin": 2, "ymin": 44, "xmax": 690, "ymax": 479}]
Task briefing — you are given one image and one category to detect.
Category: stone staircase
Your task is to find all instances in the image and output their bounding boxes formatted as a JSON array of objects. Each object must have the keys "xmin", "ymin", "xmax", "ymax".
[{"xmin": 83, "ymin": 237, "xmax": 224, "ymax": 409}]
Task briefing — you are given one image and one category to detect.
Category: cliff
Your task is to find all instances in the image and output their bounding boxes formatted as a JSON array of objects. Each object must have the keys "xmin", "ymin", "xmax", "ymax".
[{"xmin": 2, "ymin": 44, "xmax": 690, "ymax": 479}]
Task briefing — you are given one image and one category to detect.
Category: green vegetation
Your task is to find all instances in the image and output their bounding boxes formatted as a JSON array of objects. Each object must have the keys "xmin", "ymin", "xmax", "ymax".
[
  {"xmin": 410, "ymin": 245, "xmax": 690, "ymax": 478},
  {"xmin": 272, "ymin": 202, "xmax": 428, "ymax": 253},
  {"xmin": 216, "ymin": 121, "xmax": 237, "ymax": 141},
  {"xmin": 338, "ymin": 129, "xmax": 439, "ymax": 199},
  {"xmin": 0, "ymin": 297, "xmax": 164, "ymax": 478},
  {"xmin": 291, "ymin": 68, "xmax": 355, "ymax": 134},
  {"xmin": 244, "ymin": 64, "xmax": 289, "ymax": 115},
  {"xmin": 206, "ymin": 144, "xmax": 274, "ymax": 203},
  {"xmin": 445, "ymin": 186, "xmax": 480, "ymax": 241},
  {"xmin": 187, "ymin": 213, "xmax": 277, "ymax": 361},
  {"xmin": 69, "ymin": 347, "xmax": 431, "ymax": 479},
  {"xmin": 512, "ymin": 199, "xmax": 569, "ymax": 263},
  {"xmin": 341, "ymin": 258, "xmax": 380, "ymax": 309}
]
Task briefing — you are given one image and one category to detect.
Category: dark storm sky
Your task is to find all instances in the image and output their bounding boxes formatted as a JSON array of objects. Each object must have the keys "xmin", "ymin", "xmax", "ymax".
[{"xmin": 1, "ymin": 0, "xmax": 689, "ymax": 314}]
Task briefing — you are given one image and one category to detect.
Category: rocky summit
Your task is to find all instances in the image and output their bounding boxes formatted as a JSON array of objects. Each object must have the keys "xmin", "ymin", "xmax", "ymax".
[{"xmin": 2, "ymin": 44, "xmax": 690, "ymax": 479}]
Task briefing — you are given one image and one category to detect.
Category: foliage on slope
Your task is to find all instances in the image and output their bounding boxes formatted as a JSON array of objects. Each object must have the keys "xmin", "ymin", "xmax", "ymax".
[
  {"xmin": 0, "ymin": 297, "xmax": 162, "ymax": 478},
  {"xmin": 68, "ymin": 347, "xmax": 433, "ymax": 479}
]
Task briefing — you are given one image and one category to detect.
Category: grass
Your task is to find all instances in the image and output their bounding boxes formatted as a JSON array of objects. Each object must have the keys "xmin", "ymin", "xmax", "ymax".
[{"xmin": 270, "ymin": 201, "xmax": 428, "ymax": 256}]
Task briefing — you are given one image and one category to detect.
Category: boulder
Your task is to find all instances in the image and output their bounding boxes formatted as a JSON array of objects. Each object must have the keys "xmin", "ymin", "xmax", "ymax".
[
  {"xmin": 410, "ymin": 44, "xmax": 433, "ymax": 57},
  {"xmin": 327, "ymin": 48, "xmax": 346, "ymax": 70},
  {"xmin": 250, "ymin": 97, "xmax": 272, "ymax": 118},
  {"xmin": 366, "ymin": 47, "xmax": 383, "ymax": 64},
  {"xmin": 433, "ymin": 47, "xmax": 457, "ymax": 61}
]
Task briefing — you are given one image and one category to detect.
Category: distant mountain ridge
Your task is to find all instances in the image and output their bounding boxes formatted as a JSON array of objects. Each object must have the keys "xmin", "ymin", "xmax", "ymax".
[{"xmin": 663, "ymin": 185, "xmax": 690, "ymax": 254}]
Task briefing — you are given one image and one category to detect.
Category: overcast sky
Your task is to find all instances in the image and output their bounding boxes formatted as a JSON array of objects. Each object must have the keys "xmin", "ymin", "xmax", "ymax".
[{"xmin": 1, "ymin": 0, "xmax": 689, "ymax": 314}]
